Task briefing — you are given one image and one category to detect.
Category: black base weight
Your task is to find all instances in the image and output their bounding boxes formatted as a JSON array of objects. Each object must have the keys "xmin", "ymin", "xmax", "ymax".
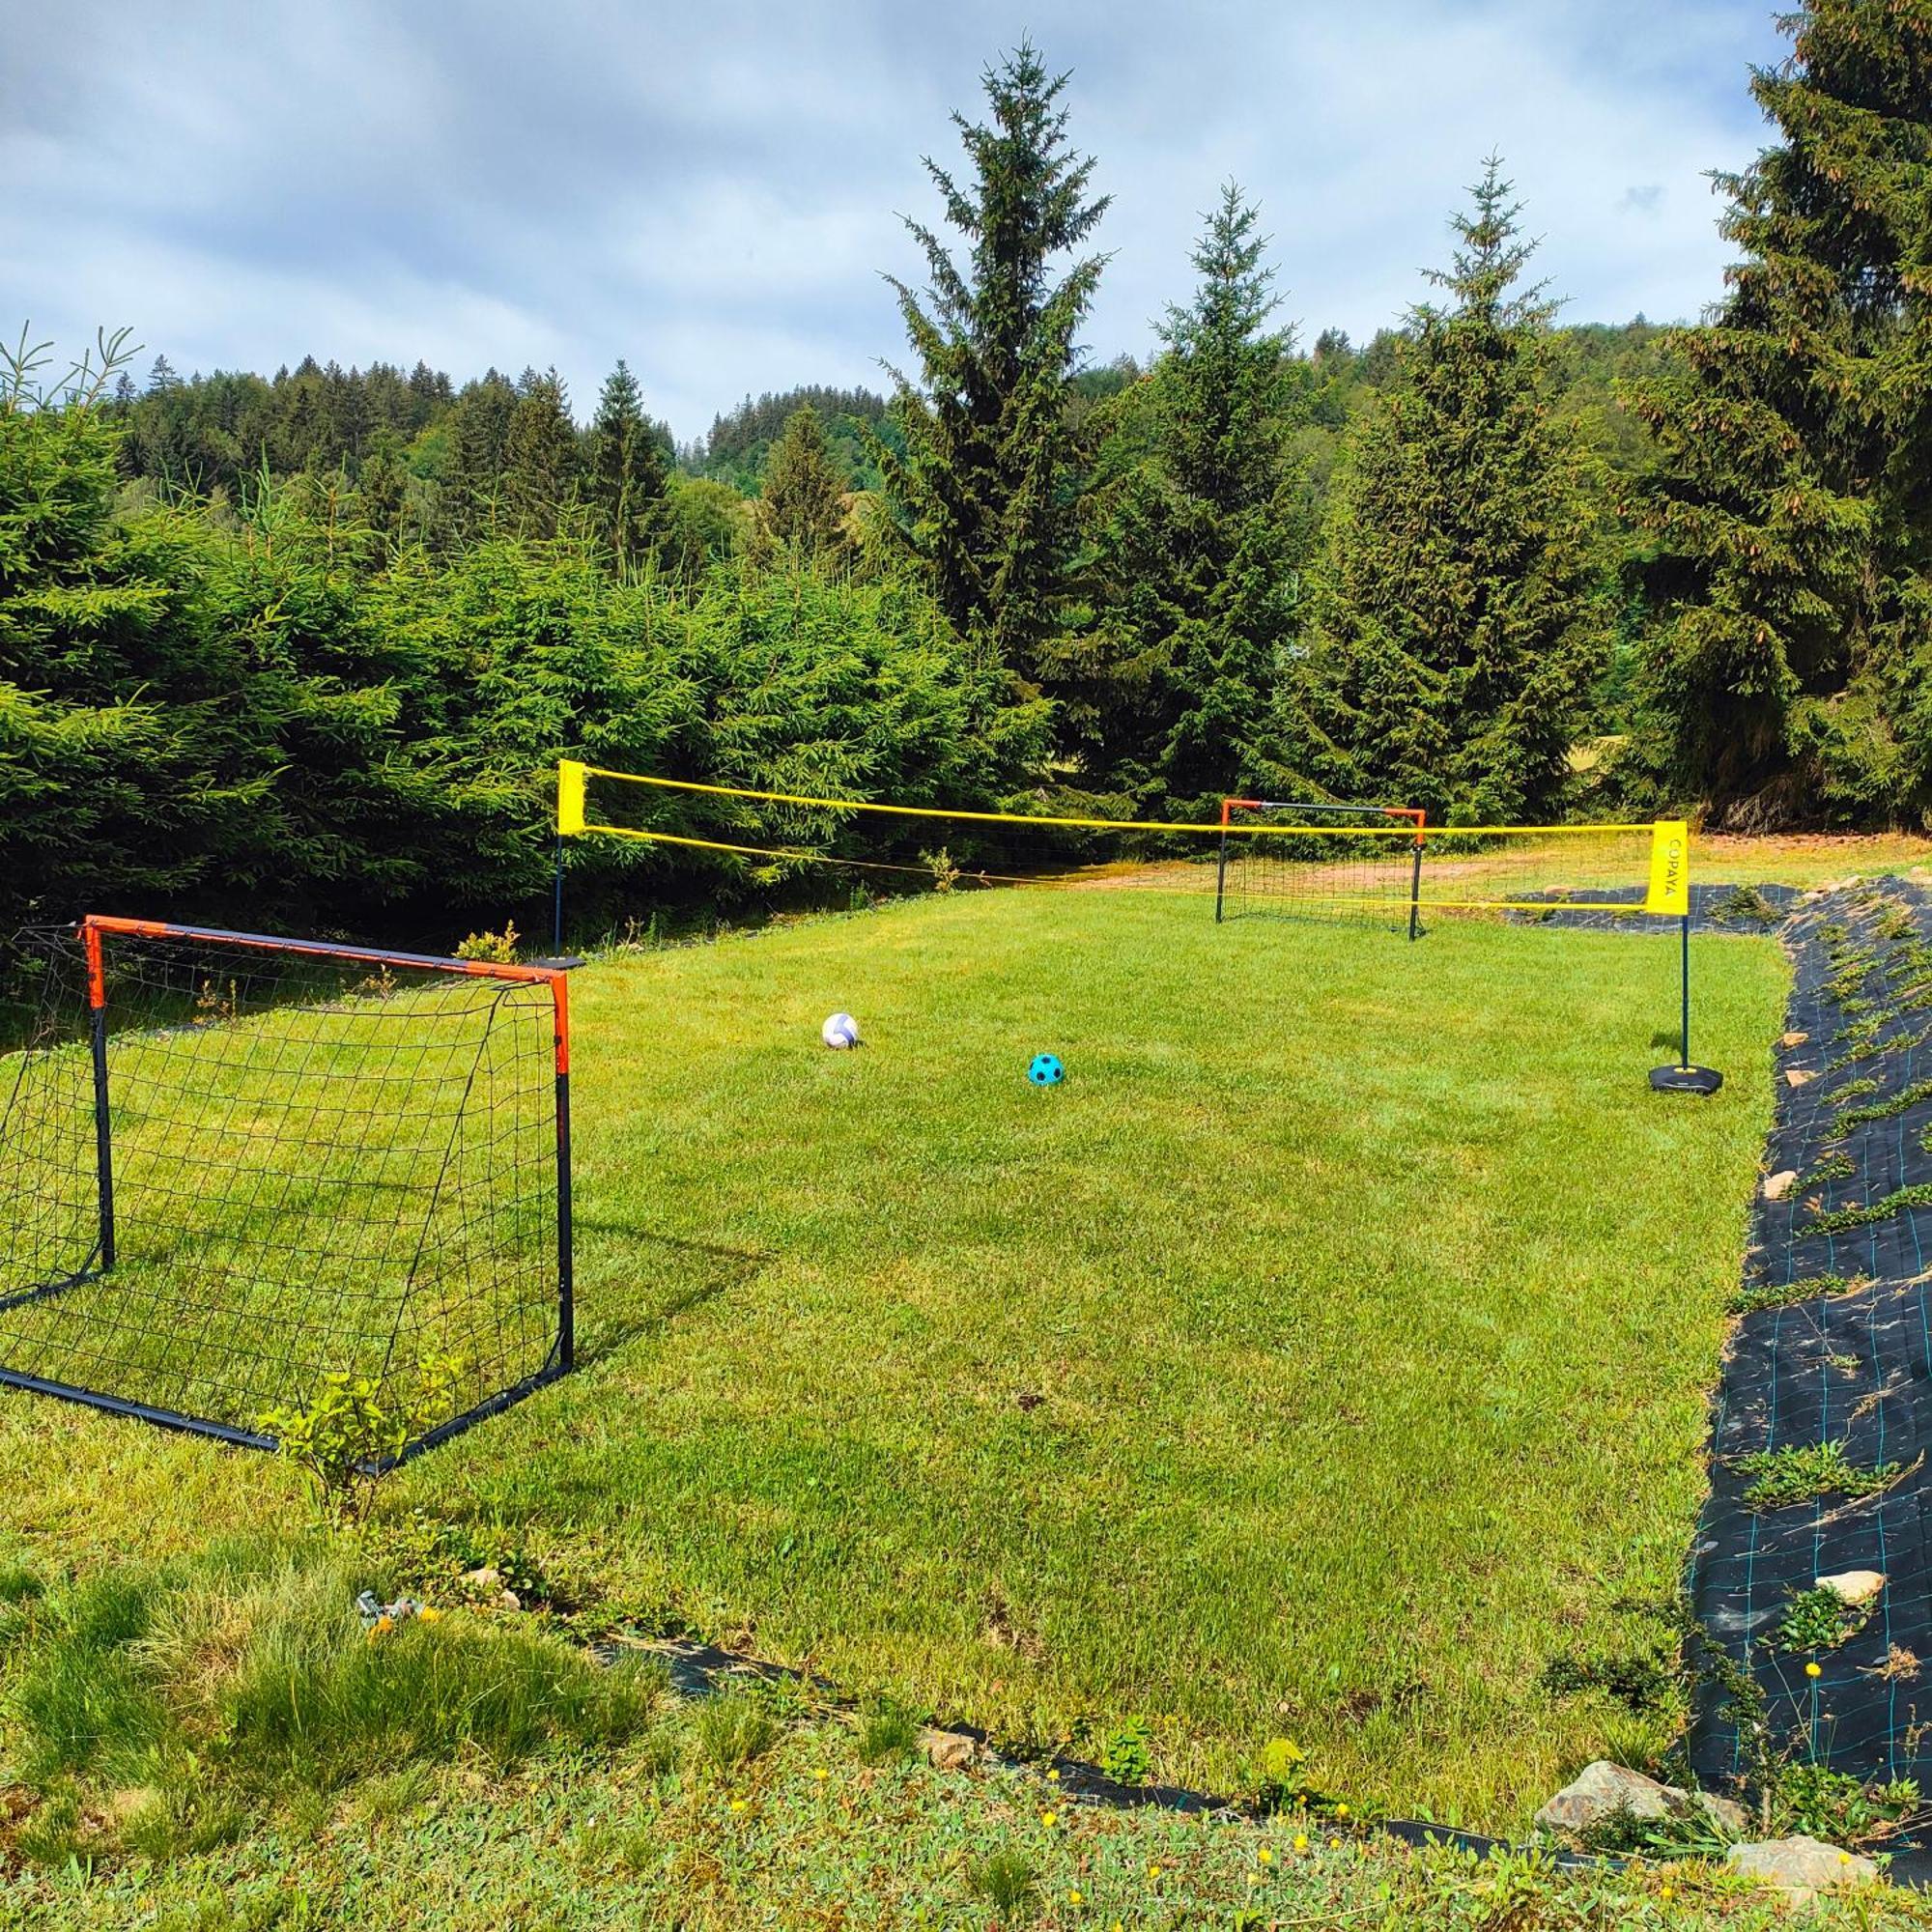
[{"xmin": 1650, "ymin": 1064, "xmax": 1723, "ymax": 1095}]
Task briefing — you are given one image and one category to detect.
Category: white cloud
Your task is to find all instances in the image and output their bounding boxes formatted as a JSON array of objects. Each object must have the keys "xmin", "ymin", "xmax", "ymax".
[{"xmin": 3, "ymin": 0, "xmax": 1782, "ymax": 439}]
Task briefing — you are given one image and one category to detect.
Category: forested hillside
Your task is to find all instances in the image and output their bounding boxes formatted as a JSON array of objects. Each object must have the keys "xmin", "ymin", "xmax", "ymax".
[{"xmin": 4, "ymin": 1, "xmax": 1926, "ymax": 958}]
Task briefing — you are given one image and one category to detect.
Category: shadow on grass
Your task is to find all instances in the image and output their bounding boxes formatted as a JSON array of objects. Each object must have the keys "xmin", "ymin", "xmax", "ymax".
[{"xmin": 569, "ymin": 1225, "xmax": 776, "ymax": 1366}]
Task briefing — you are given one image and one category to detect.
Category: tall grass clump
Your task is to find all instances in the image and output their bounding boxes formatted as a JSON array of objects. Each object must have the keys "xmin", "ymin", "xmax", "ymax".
[{"xmin": 1, "ymin": 1538, "xmax": 665, "ymax": 1863}]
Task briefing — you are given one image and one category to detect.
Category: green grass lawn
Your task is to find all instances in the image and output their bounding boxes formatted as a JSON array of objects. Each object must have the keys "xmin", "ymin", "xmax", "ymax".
[{"xmin": 0, "ymin": 890, "xmax": 1787, "ymax": 1832}]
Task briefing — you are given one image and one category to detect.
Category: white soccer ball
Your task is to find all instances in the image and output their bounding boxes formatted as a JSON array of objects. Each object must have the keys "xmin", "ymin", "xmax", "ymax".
[{"xmin": 821, "ymin": 1011, "xmax": 861, "ymax": 1049}]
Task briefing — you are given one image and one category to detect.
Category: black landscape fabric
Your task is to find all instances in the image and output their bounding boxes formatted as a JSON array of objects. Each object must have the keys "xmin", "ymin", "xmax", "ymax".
[{"xmin": 1691, "ymin": 879, "xmax": 1932, "ymax": 1796}]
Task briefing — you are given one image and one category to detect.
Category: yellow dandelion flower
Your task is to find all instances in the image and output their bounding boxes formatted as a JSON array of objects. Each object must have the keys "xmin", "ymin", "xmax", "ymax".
[
  {"xmin": 1806, "ymin": 1661, "xmax": 1823, "ymax": 1679},
  {"xmin": 1040, "ymin": 1809, "xmax": 1058, "ymax": 1828},
  {"xmin": 1335, "ymin": 1803, "xmax": 1349, "ymax": 1818},
  {"xmin": 1148, "ymin": 1862, "xmax": 1162, "ymax": 1879},
  {"xmin": 417, "ymin": 1605, "xmax": 442, "ymax": 1625},
  {"xmin": 1293, "ymin": 1833, "xmax": 1309, "ymax": 1853},
  {"xmin": 812, "ymin": 1767, "xmax": 830, "ymax": 1781},
  {"xmin": 1047, "ymin": 1768, "xmax": 1060, "ymax": 1781},
  {"xmin": 728, "ymin": 1798, "xmax": 748, "ymax": 1813},
  {"xmin": 1327, "ymin": 1835, "xmax": 1340, "ymax": 1849},
  {"xmin": 1258, "ymin": 1846, "xmax": 1272, "ymax": 1865},
  {"xmin": 1068, "ymin": 1889, "xmax": 1083, "ymax": 1905},
  {"xmin": 1661, "ymin": 1885, "xmax": 1675, "ymax": 1903}
]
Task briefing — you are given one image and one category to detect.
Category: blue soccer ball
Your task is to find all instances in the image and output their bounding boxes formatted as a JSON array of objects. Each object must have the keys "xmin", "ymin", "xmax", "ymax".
[{"xmin": 1028, "ymin": 1053, "xmax": 1065, "ymax": 1086}]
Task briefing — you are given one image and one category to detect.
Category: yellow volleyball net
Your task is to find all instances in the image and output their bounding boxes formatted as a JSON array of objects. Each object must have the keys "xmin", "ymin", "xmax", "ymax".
[{"xmin": 556, "ymin": 761, "xmax": 1690, "ymax": 934}]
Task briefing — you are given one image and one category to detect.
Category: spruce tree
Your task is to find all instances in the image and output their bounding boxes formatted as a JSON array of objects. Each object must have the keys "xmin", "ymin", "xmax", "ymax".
[
  {"xmin": 451, "ymin": 371, "xmax": 518, "ymax": 535},
  {"xmin": 1084, "ymin": 184, "xmax": 1310, "ymax": 807},
  {"xmin": 1295, "ymin": 159, "xmax": 1601, "ymax": 821},
  {"xmin": 754, "ymin": 405, "xmax": 847, "ymax": 560},
  {"xmin": 501, "ymin": 367, "xmax": 580, "ymax": 540},
  {"xmin": 587, "ymin": 359, "xmax": 670, "ymax": 576},
  {"xmin": 879, "ymin": 41, "xmax": 1109, "ymax": 691},
  {"xmin": 1628, "ymin": 0, "xmax": 1932, "ymax": 824}
]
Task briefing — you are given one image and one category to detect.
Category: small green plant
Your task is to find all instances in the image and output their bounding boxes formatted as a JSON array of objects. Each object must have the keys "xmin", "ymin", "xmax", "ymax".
[
  {"xmin": 1728, "ymin": 1272, "xmax": 1860, "ymax": 1315},
  {"xmin": 856, "ymin": 1695, "xmax": 921, "ymax": 1766},
  {"xmin": 1710, "ymin": 885, "xmax": 1781, "ymax": 928},
  {"xmin": 259, "ymin": 1361, "xmax": 457, "ymax": 1521},
  {"xmin": 963, "ymin": 1846, "xmax": 1038, "ymax": 1921},
  {"xmin": 1804, "ymin": 1150, "xmax": 1858, "ymax": 1184},
  {"xmin": 1836, "ymin": 1076, "xmax": 1932, "ymax": 1129},
  {"xmin": 1254, "ymin": 1735, "xmax": 1314, "ymax": 1811},
  {"xmin": 693, "ymin": 1690, "xmax": 781, "ymax": 1779},
  {"xmin": 1810, "ymin": 1179, "xmax": 1932, "ymax": 1235},
  {"xmin": 1099, "ymin": 1715, "xmax": 1154, "ymax": 1786},
  {"xmin": 454, "ymin": 921, "xmax": 521, "ymax": 964},
  {"xmin": 1733, "ymin": 1439, "xmax": 1903, "ymax": 1512},
  {"xmin": 1776, "ymin": 1585, "xmax": 1872, "ymax": 1654},
  {"xmin": 923, "ymin": 847, "xmax": 962, "ymax": 893},
  {"xmin": 1776, "ymin": 1761, "xmax": 1919, "ymax": 1848}
]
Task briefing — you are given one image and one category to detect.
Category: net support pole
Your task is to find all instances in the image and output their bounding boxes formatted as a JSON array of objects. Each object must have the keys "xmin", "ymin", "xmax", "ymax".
[
  {"xmin": 1406, "ymin": 827, "xmax": 1424, "ymax": 944},
  {"xmin": 1647, "ymin": 831, "xmax": 1722, "ymax": 1094},
  {"xmin": 82, "ymin": 921, "xmax": 115, "ymax": 1271},
  {"xmin": 553, "ymin": 976, "xmax": 575, "ymax": 1376},
  {"xmin": 1214, "ymin": 801, "xmax": 1232, "ymax": 924},
  {"xmin": 1681, "ymin": 909, "xmax": 1691, "ymax": 1067}
]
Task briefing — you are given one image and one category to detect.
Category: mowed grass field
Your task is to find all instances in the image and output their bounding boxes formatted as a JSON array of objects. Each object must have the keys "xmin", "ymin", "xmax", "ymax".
[{"xmin": 0, "ymin": 888, "xmax": 1787, "ymax": 1828}]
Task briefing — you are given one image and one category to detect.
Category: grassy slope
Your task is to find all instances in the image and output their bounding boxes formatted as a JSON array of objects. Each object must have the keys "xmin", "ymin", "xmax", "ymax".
[
  {"xmin": 9, "ymin": 1700, "xmax": 1928, "ymax": 1932},
  {"xmin": 0, "ymin": 891, "xmax": 1786, "ymax": 1831}
]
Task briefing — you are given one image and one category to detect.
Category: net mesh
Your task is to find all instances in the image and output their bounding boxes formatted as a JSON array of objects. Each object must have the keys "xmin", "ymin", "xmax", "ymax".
[
  {"xmin": 0, "ymin": 923, "xmax": 565, "ymax": 1452},
  {"xmin": 563, "ymin": 765, "xmax": 1674, "ymax": 930}
]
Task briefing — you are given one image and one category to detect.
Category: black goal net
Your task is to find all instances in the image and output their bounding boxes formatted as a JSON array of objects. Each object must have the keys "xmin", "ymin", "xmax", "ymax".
[{"xmin": 0, "ymin": 918, "xmax": 572, "ymax": 1459}]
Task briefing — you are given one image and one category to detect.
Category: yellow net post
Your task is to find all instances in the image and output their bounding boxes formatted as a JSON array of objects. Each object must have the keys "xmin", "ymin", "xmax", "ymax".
[{"xmin": 1644, "ymin": 820, "xmax": 1721, "ymax": 1095}]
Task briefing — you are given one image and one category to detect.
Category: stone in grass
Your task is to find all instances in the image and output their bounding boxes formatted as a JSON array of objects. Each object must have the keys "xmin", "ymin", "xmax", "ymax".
[
  {"xmin": 1782, "ymin": 1032, "xmax": 1811, "ymax": 1048},
  {"xmin": 1786, "ymin": 1067, "xmax": 1816, "ymax": 1088},
  {"xmin": 920, "ymin": 1726, "xmax": 981, "ymax": 1772},
  {"xmin": 460, "ymin": 1565, "xmax": 522, "ymax": 1611},
  {"xmin": 1818, "ymin": 1569, "xmax": 1887, "ymax": 1606},
  {"xmin": 1764, "ymin": 1171, "xmax": 1801, "ymax": 1202},
  {"xmin": 1534, "ymin": 1761, "xmax": 1744, "ymax": 1838},
  {"xmin": 1726, "ymin": 1835, "xmax": 1878, "ymax": 1899}
]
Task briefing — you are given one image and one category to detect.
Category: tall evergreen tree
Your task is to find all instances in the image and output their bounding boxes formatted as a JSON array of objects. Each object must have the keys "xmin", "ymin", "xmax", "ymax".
[
  {"xmin": 586, "ymin": 359, "xmax": 670, "ymax": 576},
  {"xmin": 451, "ymin": 371, "xmax": 518, "ymax": 532},
  {"xmin": 1084, "ymin": 184, "xmax": 1310, "ymax": 805},
  {"xmin": 1290, "ymin": 159, "xmax": 1602, "ymax": 821},
  {"xmin": 1627, "ymin": 0, "xmax": 1932, "ymax": 824},
  {"xmin": 500, "ymin": 367, "xmax": 579, "ymax": 540},
  {"xmin": 754, "ymin": 405, "xmax": 847, "ymax": 561},
  {"xmin": 879, "ymin": 41, "xmax": 1110, "ymax": 692}
]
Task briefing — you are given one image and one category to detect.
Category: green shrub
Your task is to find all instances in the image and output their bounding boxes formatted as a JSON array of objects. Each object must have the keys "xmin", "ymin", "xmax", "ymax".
[
  {"xmin": 1099, "ymin": 1715, "xmax": 1155, "ymax": 1786},
  {"xmin": 1733, "ymin": 1440, "xmax": 1902, "ymax": 1512},
  {"xmin": 1776, "ymin": 1585, "xmax": 1872, "ymax": 1654}
]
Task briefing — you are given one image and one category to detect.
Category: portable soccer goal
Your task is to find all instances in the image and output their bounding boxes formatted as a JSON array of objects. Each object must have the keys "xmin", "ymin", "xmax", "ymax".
[
  {"xmin": 0, "ymin": 916, "xmax": 574, "ymax": 1458},
  {"xmin": 1212, "ymin": 797, "xmax": 1429, "ymax": 933}
]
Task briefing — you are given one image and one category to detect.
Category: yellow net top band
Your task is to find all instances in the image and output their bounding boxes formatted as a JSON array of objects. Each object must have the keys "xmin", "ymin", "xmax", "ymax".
[{"xmin": 557, "ymin": 761, "xmax": 1663, "ymax": 842}]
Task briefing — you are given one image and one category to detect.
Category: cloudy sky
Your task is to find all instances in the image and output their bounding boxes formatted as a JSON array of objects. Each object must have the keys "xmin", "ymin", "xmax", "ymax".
[{"xmin": 7, "ymin": 1, "xmax": 1786, "ymax": 441}]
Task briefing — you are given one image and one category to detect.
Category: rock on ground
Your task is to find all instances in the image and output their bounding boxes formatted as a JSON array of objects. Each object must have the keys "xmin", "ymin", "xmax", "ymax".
[
  {"xmin": 1535, "ymin": 1762, "xmax": 1747, "ymax": 1839},
  {"xmin": 1818, "ymin": 1569, "xmax": 1887, "ymax": 1605},
  {"xmin": 919, "ymin": 1726, "xmax": 981, "ymax": 1772},
  {"xmin": 1726, "ymin": 1835, "xmax": 1877, "ymax": 1898}
]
